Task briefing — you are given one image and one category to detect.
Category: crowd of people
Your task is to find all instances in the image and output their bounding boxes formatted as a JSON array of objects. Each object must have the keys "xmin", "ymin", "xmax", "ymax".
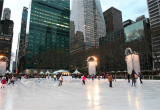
[
  {"xmin": 0, "ymin": 75, "xmax": 21, "ymax": 89},
  {"xmin": 0, "ymin": 71, "xmax": 144, "ymax": 89},
  {"xmin": 74, "ymin": 71, "xmax": 143, "ymax": 88}
]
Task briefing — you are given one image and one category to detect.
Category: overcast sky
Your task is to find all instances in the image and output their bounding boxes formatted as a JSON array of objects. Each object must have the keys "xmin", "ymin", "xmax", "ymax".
[{"xmin": 2, "ymin": 0, "xmax": 149, "ymax": 58}]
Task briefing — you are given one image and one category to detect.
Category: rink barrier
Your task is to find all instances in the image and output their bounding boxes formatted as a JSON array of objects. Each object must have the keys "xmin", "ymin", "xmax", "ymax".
[
  {"xmin": 7, "ymin": 75, "xmax": 160, "ymax": 81},
  {"xmin": 72, "ymin": 75, "xmax": 160, "ymax": 80}
]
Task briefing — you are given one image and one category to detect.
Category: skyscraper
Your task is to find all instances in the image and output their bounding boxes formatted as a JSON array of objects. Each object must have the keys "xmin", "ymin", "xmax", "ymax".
[
  {"xmin": 0, "ymin": 0, "xmax": 4, "ymax": 19},
  {"xmin": 103, "ymin": 7, "xmax": 123, "ymax": 34},
  {"xmin": 147, "ymin": 0, "xmax": 160, "ymax": 69},
  {"xmin": 124, "ymin": 17, "xmax": 150, "ymax": 42},
  {"xmin": 70, "ymin": 0, "xmax": 106, "ymax": 53},
  {"xmin": 0, "ymin": 8, "xmax": 14, "ymax": 70},
  {"xmin": 2, "ymin": 8, "xmax": 11, "ymax": 20},
  {"xmin": 18, "ymin": 7, "xmax": 28, "ymax": 72},
  {"xmin": 99, "ymin": 7, "xmax": 124, "ymax": 46},
  {"xmin": 25, "ymin": 0, "xmax": 70, "ymax": 73}
]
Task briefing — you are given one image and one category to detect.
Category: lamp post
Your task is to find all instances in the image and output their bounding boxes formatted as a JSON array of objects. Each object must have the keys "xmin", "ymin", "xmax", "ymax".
[
  {"xmin": 87, "ymin": 56, "xmax": 97, "ymax": 75},
  {"xmin": 0, "ymin": 56, "xmax": 9, "ymax": 76}
]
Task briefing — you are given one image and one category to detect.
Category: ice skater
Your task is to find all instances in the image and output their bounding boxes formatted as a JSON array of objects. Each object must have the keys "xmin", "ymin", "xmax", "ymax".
[
  {"xmin": 58, "ymin": 75, "xmax": 63, "ymax": 86},
  {"xmin": 131, "ymin": 73, "xmax": 136, "ymax": 87},
  {"xmin": 98, "ymin": 75, "xmax": 100, "ymax": 80},
  {"xmin": 1, "ymin": 77, "xmax": 7, "ymax": 89},
  {"xmin": 54, "ymin": 75, "xmax": 56, "ymax": 81},
  {"xmin": 108, "ymin": 74, "xmax": 113, "ymax": 87},
  {"xmin": 127, "ymin": 74, "xmax": 130, "ymax": 83},
  {"xmin": 82, "ymin": 75, "xmax": 87, "ymax": 85},
  {"xmin": 139, "ymin": 72, "xmax": 143, "ymax": 84},
  {"xmin": 6, "ymin": 75, "xmax": 9, "ymax": 84},
  {"xmin": 8, "ymin": 75, "xmax": 15, "ymax": 86},
  {"xmin": 92, "ymin": 74, "xmax": 94, "ymax": 81}
]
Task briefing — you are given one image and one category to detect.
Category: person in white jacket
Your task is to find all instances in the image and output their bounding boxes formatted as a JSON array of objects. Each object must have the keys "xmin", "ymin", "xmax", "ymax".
[{"xmin": 54, "ymin": 75, "xmax": 56, "ymax": 81}]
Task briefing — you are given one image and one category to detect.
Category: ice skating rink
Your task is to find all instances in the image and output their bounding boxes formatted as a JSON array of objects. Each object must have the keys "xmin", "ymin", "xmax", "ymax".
[{"xmin": 0, "ymin": 78, "xmax": 160, "ymax": 110}]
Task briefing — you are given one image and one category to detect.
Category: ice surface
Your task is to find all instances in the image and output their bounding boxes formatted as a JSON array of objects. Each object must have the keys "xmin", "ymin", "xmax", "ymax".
[{"xmin": 0, "ymin": 78, "xmax": 160, "ymax": 110}]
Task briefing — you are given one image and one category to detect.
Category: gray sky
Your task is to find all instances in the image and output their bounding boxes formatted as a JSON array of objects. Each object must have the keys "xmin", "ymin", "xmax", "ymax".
[{"xmin": 3, "ymin": 0, "xmax": 149, "ymax": 58}]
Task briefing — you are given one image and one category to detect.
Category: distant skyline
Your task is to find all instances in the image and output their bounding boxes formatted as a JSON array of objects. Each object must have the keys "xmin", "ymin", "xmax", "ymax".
[{"xmin": 2, "ymin": 0, "xmax": 149, "ymax": 58}]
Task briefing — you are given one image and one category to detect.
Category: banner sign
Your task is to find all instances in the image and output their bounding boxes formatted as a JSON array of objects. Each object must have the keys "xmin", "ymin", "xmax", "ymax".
[
  {"xmin": 125, "ymin": 55, "xmax": 133, "ymax": 74},
  {"xmin": 88, "ymin": 61, "xmax": 96, "ymax": 75},
  {"xmin": 0, "ymin": 61, "xmax": 6, "ymax": 76}
]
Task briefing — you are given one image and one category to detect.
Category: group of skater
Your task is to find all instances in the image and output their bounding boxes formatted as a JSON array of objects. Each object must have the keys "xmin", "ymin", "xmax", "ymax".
[
  {"xmin": 81, "ymin": 74, "xmax": 114, "ymax": 87},
  {"xmin": 1, "ymin": 71, "xmax": 143, "ymax": 89},
  {"xmin": 81, "ymin": 71, "xmax": 143, "ymax": 88},
  {"xmin": 1, "ymin": 75, "xmax": 18, "ymax": 89},
  {"xmin": 127, "ymin": 71, "xmax": 143, "ymax": 87}
]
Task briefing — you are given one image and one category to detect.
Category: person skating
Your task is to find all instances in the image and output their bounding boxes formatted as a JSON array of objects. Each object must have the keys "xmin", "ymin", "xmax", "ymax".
[
  {"xmin": 108, "ymin": 74, "xmax": 113, "ymax": 87},
  {"xmin": 6, "ymin": 75, "xmax": 9, "ymax": 84},
  {"xmin": 82, "ymin": 75, "xmax": 87, "ymax": 85},
  {"xmin": 98, "ymin": 75, "xmax": 100, "ymax": 80},
  {"xmin": 127, "ymin": 74, "xmax": 130, "ymax": 83},
  {"xmin": 61, "ymin": 77, "xmax": 63, "ymax": 85},
  {"xmin": 104, "ymin": 74, "xmax": 106, "ymax": 79},
  {"xmin": 58, "ymin": 75, "xmax": 62, "ymax": 86},
  {"xmin": 8, "ymin": 75, "xmax": 15, "ymax": 86},
  {"xmin": 54, "ymin": 75, "xmax": 56, "ymax": 81},
  {"xmin": 19, "ymin": 75, "xmax": 21, "ymax": 80},
  {"xmin": 1, "ymin": 77, "xmax": 7, "ymax": 89},
  {"xmin": 139, "ymin": 72, "xmax": 143, "ymax": 84},
  {"xmin": 131, "ymin": 72, "xmax": 136, "ymax": 87},
  {"xmin": 92, "ymin": 74, "xmax": 94, "ymax": 81}
]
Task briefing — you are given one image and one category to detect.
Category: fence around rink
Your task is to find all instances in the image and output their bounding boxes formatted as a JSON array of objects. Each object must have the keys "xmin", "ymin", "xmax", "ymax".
[{"xmin": 114, "ymin": 75, "xmax": 160, "ymax": 80}]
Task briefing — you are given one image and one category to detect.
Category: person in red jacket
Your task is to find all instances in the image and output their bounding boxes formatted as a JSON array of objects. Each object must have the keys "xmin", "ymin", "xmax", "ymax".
[
  {"xmin": 82, "ymin": 75, "xmax": 87, "ymax": 85},
  {"xmin": 1, "ymin": 77, "xmax": 7, "ymax": 89}
]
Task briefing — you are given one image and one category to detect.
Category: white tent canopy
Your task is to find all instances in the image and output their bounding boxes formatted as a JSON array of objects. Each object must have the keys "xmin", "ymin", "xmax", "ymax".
[
  {"xmin": 40, "ymin": 71, "xmax": 44, "ymax": 74},
  {"xmin": 6, "ymin": 70, "xmax": 10, "ymax": 73},
  {"xmin": 45, "ymin": 70, "xmax": 50, "ymax": 74},
  {"xmin": 53, "ymin": 70, "xmax": 69, "ymax": 74},
  {"xmin": 72, "ymin": 69, "xmax": 81, "ymax": 74}
]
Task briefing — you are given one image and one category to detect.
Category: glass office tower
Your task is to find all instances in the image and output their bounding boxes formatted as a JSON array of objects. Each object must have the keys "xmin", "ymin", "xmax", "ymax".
[
  {"xmin": 18, "ymin": 7, "xmax": 28, "ymax": 72},
  {"xmin": 124, "ymin": 18, "xmax": 150, "ymax": 42},
  {"xmin": 26, "ymin": 0, "xmax": 70, "ymax": 72},
  {"xmin": 70, "ymin": 0, "xmax": 106, "ymax": 53},
  {"xmin": 18, "ymin": 7, "xmax": 28, "ymax": 59}
]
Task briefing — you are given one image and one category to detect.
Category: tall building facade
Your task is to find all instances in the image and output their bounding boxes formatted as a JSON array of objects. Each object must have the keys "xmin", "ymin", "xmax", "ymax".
[
  {"xmin": 147, "ymin": 0, "xmax": 160, "ymax": 69},
  {"xmin": 70, "ymin": 0, "xmax": 106, "ymax": 53},
  {"xmin": 99, "ymin": 7, "xmax": 125, "ymax": 72},
  {"xmin": 18, "ymin": 7, "xmax": 28, "ymax": 72},
  {"xmin": 25, "ymin": 0, "xmax": 70, "ymax": 73},
  {"xmin": 100, "ymin": 7, "xmax": 125, "ymax": 46},
  {"xmin": 124, "ymin": 18, "xmax": 150, "ymax": 42},
  {"xmin": 103, "ymin": 7, "xmax": 123, "ymax": 34},
  {"xmin": 0, "ymin": 0, "xmax": 4, "ymax": 19},
  {"xmin": 0, "ymin": 19, "xmax": 14, "ymax": 70},
  {"xmin": 2, "ymin": 8, "xmax": 11, "ymax": 20}
]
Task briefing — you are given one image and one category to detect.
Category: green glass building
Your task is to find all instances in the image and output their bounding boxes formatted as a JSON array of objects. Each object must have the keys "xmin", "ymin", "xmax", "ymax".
[
  {"xmin": 25, "ymin": 0, "xmax": 70, "ymax": 73},
  {"xmin": 124, "ymin": 18, "xmax": 150, "ymax": 42}
]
